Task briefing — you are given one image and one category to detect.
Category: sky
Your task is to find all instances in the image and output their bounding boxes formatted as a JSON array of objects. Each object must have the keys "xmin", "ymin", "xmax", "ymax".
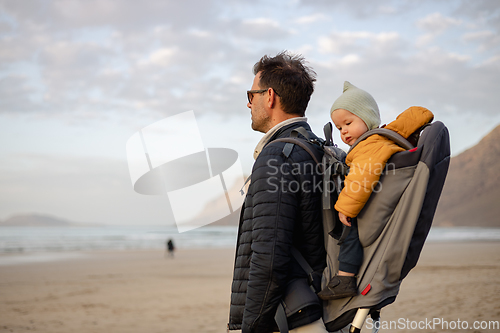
[{"xmin": 0, "ymin": 0, "xmax": 499, "ymax": 226}]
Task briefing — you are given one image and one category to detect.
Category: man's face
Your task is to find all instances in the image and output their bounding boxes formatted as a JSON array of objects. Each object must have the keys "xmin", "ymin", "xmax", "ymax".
[{"xmin": 248, "ymin": 72, "xmax": 271, "ymax": 133}]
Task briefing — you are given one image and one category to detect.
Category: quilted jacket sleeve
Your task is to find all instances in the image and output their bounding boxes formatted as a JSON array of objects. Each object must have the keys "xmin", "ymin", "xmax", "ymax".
[
  {"xmin": 384, "ymin": 106, "xmax": 434, "ymax": 137},
  {"xmin": 241, "ymin": 148, "xmax": 298, "ymax": 333}
]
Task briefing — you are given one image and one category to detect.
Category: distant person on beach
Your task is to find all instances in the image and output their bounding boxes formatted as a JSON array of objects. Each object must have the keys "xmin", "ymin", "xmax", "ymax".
[
  {"xmin": 166, "ymin": 239, "xmax": 175, "ymax": 258},
  {"xmin": 228, "ymin": 52, "xmax": 327, "ymax": 332}
]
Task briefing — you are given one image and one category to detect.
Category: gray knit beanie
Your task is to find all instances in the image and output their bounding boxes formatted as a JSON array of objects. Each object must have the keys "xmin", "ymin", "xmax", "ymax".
[{"xmin": 330, "ymin": 81, "xmax": 381, "ymax": 130}]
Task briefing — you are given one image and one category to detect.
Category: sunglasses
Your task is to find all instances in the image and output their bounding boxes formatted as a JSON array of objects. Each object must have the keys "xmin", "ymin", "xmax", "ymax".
[{"xmin": 247, "ymin": 88, "xmax": 280, "ymax": 104}]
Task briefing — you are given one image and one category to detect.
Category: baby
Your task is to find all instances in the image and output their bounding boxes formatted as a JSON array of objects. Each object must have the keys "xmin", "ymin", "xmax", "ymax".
[{"xmin": 317, "ymin": 81, "xmax": 434, "ymax": 300}]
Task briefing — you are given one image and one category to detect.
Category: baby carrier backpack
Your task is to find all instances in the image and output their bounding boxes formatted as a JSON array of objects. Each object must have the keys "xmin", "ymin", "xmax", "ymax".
[{"xmin": 273, "ymin": 119, "xmax": 450, "ymax": 333}]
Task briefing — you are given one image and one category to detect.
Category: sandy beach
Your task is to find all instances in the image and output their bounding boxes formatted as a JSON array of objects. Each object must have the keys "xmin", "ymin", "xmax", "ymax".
[{"xmin": 1, "ymin": 242, "xmax": 499, "ymax": 333}]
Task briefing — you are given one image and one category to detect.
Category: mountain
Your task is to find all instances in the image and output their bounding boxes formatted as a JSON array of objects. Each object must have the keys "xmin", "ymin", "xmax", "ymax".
[
  {"xmin": 0, "ymin": 214, "xmax": 86, "ymax": 227},
  {"xmin": 433, "ymin": 124, "xmax": 500, "ymax": 227}
]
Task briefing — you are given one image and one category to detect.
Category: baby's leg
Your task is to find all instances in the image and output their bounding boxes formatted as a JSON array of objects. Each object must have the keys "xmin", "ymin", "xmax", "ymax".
[
  {"xmin": 338, "ymin": 218, "xmax": 363, "ymax": 275},
  {"xmin": 318, "ymin": 219, "xmax": 362, "ymax": 300}
]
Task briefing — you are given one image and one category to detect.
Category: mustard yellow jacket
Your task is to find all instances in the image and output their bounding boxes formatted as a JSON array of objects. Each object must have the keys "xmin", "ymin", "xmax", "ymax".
[{"xmin": 334, "ymin": 106, "xmax": 434, "ymax": 218}]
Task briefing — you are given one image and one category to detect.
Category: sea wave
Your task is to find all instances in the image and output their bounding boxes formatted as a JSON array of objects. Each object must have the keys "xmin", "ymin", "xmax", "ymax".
[{"xmin": 0, "ymin": 225, "xmax": 238, "ymax": 253}]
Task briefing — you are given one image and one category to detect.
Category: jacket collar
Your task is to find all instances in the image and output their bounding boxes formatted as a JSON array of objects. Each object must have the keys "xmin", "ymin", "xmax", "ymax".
[{"xmin": 253, "ymin": 117, "xmax": 308, "ymax": 160}]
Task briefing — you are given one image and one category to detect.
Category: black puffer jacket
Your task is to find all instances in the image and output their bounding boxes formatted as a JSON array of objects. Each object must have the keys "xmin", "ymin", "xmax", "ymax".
[{"xmin": 228, "ymin": 122, "xmax": 326, "ymax": 333}]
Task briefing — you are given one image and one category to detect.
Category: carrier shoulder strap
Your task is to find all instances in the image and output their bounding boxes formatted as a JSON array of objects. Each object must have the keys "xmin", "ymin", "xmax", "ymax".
[
  {"xmin": 324, "ymin": 122, "xmax": 334, "ymax": 146},
  {"xmin": 273, "ymin": 137, "xmax": 322, "ymax": 164},
  {"xmin": 349, "ymin": 128, "xmax": 414, "ymax": 153},
  {"xmin": 274, "ymin": 247, "xmax": 316, "ymax": 333},
  {"xmin": 291, "ymin": 247, "xmax": 315, "ymax": 281},
  {"xmin": 271, "ymin": 126, "xmax": 323, "ymax": 164},
  {"xmin": 274, "ymin": 302, "xmax": 289, "ymax": 333},
  {"xmin": 241, "ymin": 127, "xmax": 323, "ymax": 197}
]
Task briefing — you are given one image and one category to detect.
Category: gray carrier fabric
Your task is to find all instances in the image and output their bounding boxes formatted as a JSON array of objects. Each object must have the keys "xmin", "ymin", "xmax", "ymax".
[{"xmin": 322, "ymin": 121, "xmax": 450, "ymax": 332}]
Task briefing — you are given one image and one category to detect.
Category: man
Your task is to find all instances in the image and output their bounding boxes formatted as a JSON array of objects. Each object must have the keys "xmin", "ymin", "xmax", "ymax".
[{"xmin": 228, "ymin": 52, "xmax": 327, "ymax": 333}]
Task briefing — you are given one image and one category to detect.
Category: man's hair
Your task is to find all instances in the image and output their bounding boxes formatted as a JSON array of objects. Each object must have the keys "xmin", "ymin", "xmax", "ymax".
[{"xmin": 253, "ymin": 51, "xmax": 316, "ymax": 116}]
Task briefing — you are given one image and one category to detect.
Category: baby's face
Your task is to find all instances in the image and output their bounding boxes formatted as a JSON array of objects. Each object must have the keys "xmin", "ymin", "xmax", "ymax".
[{"xmin": 331, "ymin": 109, "xmax": 369, "ymax": 146}]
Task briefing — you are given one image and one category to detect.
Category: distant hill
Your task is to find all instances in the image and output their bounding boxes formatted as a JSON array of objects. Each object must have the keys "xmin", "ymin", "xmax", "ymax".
[
  {"xmin": 433, "ymin": 124, "xmax": 500, "ymax": 227},
  {"xmin": 0, "ymin": 214, "xmax": 87, "ymax": 227}
]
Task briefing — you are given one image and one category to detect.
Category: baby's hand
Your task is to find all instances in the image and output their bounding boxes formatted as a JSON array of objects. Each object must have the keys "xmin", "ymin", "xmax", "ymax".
[{"xmin": 339, "ymin": 212, "xmax": 351, "ymax": 227}]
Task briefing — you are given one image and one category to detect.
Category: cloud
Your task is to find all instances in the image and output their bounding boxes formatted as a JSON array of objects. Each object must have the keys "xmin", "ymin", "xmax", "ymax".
[
  {"xmin": 0, "ymin": 7, "xmax": 249, "ymax": 117},
  {"xmin": 297, "ymin": 0, "xmax": 409, "ymax": 18},
  {"xmin": 415, "ymin": 12, "xmax": 462, "ymax": 47},
  {"xmin": 462, "ymin": 30, "xmax": 500, "ymax": 53},
  {"xmin": 311, "ymin": 43, "xmax": 500, "ymax": 121},
  {"xmin": 238, "ymin": 18, "xmax": 291, "ymax": 40},
  {"xmin": 416, "ymin": 12, "xmax": 462, "ymax": 33},
  {"xmin": 0, "ymin": 74, "xmax": 42, "ymax": 112},
  {"xmin": 0, "ymin": 0, "xmax": 220, "ymax": 31},
  {"xmin": 141, "ymin": 47, "xmax": 178, "ymax": 67},
  {"xmin": 454, "ymin": 0, "xmax": 500, "ymax": 30},
  {"xmin": 0, "ymin": 0, "xmax": 499, "ymax": 121},
  {"xmin": 318, "ymin": 30, "xmax": 403, "ymax": 55},
  {"xmin": 294, "ymin": 13, "xmax": 328, "ymax": 25}
]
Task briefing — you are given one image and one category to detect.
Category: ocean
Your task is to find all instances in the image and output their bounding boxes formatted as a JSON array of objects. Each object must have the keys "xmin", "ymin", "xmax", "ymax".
[
  {"xmin": 0, "ymin": 225, "xmax": 499, "ymax": 256},
  {"xmin": 0, "ymin": 225, "xmax": 238, "ymax": 254}
]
